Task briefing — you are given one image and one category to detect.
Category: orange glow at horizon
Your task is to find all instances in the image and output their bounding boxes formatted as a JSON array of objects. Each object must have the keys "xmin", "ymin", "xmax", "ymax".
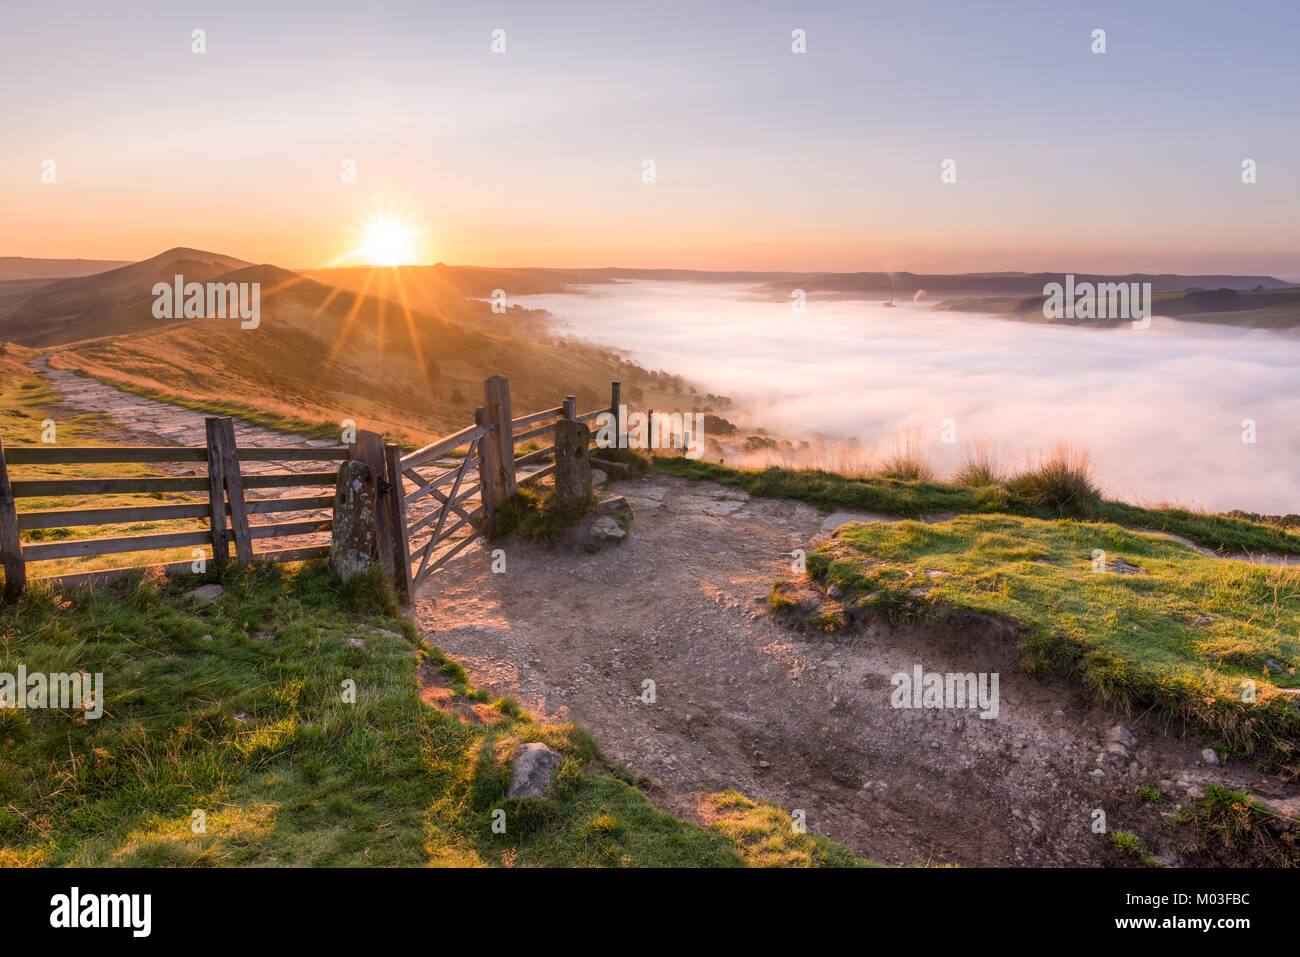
[{"xmin": 340, "ymin": 210, "xmax": 427, "ymax": 267}]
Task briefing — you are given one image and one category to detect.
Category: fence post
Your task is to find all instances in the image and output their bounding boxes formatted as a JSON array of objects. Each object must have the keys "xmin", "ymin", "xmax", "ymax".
[
  {"xmin": 0, "ymin": 431, "xmax": 26, "ymax": 600},
  {"xmin": 610, "ymin": 380, "xmax": 622, "ymax": 449},
  {"xmin": 562, "ymin": 395, "xmax": 577, "ymax": 421},
  {"xmin": 217, "ymin": 418, "xmax": 254, "ymax": 565},
  {"xmin": 483, "ymin": 376, "xmax": 516, "ymax": 501},
  {"xmin": 352, "ymin": 430, "xmax": 395, "ymax": 578},
  {"xmin": 475, "ymin": 406, "xmax": 497, "ymax": 537},
  {"xmin": 383, "ymin": 443, "xmax": 413, "ymax": 602},
  {"xmin": 203, "ymin": 417, "xmax": 230, "ymax": 569}
]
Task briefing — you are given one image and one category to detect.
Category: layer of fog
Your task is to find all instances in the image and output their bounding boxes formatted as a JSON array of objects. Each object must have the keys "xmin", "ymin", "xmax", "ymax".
[{"xmin": 514, "ymin": 281, "xmax": 1299, "ymax": 516}]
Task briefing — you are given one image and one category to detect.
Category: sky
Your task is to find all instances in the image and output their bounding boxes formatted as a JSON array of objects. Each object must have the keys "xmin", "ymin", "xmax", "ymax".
[{"xmin": 1, "ymin": 0, "xmax": 1297, "ymax": 276}]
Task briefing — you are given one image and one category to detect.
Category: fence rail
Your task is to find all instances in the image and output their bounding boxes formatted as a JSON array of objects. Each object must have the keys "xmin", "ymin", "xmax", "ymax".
[
  {"xmin": 1, "ymin": 376, "xmax": 625, "ymax": 603},
  {"xmin": 0, "ymin": 416, "xmax": 348, "ymax": 599}
]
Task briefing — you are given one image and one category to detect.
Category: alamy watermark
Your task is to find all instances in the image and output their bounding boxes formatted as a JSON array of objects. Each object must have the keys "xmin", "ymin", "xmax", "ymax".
[
  {"xmin": 1042, "ymin": 274, "xmax": 1150, "ymax": 328},
  {"xmin": 594, "ymin": 406, "xmax": 705, "ymax": 459},
  {"xmin": 152, "ymin": 275, "xmax": 260, "ymax": 329},
  {"xmin": 891, "ymin": 664, "xmax": 999, "ymax": 719},
  {"xmin": 50, "ymin": 887, "xmax": 150, "ymax": 937},
  {"xmin": 0, "ymin": 667, "xmax": 104, "ymax": 719}
]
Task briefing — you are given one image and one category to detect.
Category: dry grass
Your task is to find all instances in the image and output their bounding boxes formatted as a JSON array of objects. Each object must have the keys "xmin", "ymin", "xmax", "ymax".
[
  {"xmin": 1008, "ymin": 442, "xmax": 1100, "ymax": 513},
  {"xmin": 875, "ymin": 428, "xmax": 935, "ymax": 482},
  {"xmin": 52, "ymin": 272, "xmax": 695, "ymax": 450},
  {"xmin": 953, "ymin": 439, "xmax": 1008, "ymax": 486}
]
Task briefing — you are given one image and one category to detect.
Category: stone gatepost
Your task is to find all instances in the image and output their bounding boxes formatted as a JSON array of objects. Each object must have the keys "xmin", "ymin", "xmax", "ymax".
[
  {"xmin": 330, "ymin": 459, "xmax": 379, "ymax": 581},
  {"xmin": 553, "ymin": 418, "xmax": 593, "ymax": 509}
]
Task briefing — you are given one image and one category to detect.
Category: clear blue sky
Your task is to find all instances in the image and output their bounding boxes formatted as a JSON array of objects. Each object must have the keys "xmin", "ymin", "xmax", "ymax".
[{"xmin": 1, "ymin": 0, "xmax": 1296, "ymax": 276}]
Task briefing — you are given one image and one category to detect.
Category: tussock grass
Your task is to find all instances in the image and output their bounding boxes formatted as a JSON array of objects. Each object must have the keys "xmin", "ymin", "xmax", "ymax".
[
  {"xmin": 1174, "ymin": 784, "xmax": 1299, "ymax": 867},
  {"xmin": 954, "ymin": 440, "xmax": 1007, "ymax": 487},
  {"xmin": 705, "ymin": 791, "xmax": 868, "ymax": 867},
  {"xmin": 1111, "ymin": 831, "xmax": 1160, "ymax": 867},
  {"xmin": 875, "ymin": 428, "xmax": 934, "ymax": 482},
  {"xmin": 1007, "ymin": 442, "xmax": 1100, "ymax": 514}
]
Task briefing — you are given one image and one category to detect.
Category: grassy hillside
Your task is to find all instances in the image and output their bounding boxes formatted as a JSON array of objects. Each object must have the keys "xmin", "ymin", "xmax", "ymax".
[
  {"xmin": 50, "ymin": 265, "xmax": 701, "ymax": 446},
  {"xmin": 0, "ymin": 563, "xmax": 863, "ymax": 867},
  {"xmin": 0, "ymin": 248, "xmax": 252, "ymax": 346}
]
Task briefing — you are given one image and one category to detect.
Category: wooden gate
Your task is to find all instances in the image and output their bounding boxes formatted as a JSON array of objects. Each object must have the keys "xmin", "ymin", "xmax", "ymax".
[
  {"xmin": 385, "ymin": 377, "xmax": 618, "ymax": 601},
  {"xmin": 390, "ymin": 410, "xmax": 494, "ymax": 597}
]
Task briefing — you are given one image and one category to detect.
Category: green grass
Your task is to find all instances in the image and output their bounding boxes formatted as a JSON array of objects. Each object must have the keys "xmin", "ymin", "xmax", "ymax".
[
  {"xmin": 796, "ymin": 514, "xmax": 1300, "ymax": 767},
  {"xmin": 651, "ymin": 458, "xmax": 1300, "ymax": 557},
  {"xmin": 1177, "ymin": 784, "xmax": 1298, "ymax": 867},
  {"xmin": 1111, "ymin": 830, "xmax": 1160, "ymax": 867},
  {"xmin": 491, "ymin": 486, "xmax": 594, "ymax": 545},
  {"xmin": 0, "ymin": 561, "xmax": 864, "ymax": 867},
  {"xmin": 767, "ymin": 580, "xmax": 797, "ymax": 612},
  {"xmin": 1166, "ymin": 783, "xmax": 1299, "ymax": 867}
]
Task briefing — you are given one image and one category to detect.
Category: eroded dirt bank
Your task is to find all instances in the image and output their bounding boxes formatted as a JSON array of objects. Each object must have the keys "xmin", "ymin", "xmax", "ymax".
[{"xmin": 414, "ymin": 473, "xmax": 1294, "ymax": 866}]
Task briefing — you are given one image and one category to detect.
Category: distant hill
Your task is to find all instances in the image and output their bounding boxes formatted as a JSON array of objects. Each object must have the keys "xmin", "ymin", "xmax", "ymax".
[
  {"xmin": 937, "ymin": 286, "xmax": 1300, "ymax": 330},
  {"xmin": 751, "ymin": 271, "xmax": 1296, "ymax": 302},
  {"xmin": 304, "ymin": 265, "xmax": 810, "ymax": 309},
  {"xmin": 51, "ymin": 258, "xmax": 704, "ymax": 444},
  {"xmin": 0, "ymin": 256, "xmax": 131, "ymax": 281},
  {"xmin": 0, "ymin": 247, "xmax": 253, "ymax": 345}
]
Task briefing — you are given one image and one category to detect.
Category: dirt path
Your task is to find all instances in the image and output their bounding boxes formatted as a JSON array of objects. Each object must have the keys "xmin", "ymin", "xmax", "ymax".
[
  {"xmin": 414, "ymin": 472, "xmax": 1295, "ymax": 866},
  {"xmin": 33, "ymin": 356, "xmax": 338, "ymax": 453}
]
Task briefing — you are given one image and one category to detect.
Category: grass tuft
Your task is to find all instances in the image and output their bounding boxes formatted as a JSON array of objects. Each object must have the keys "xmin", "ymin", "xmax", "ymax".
[
  {"xmin": 954, "ymin": 440, "xmax": 1008, "ymax": 486},
  {"xmin": 1007, "ymin": 442, "xmax": 1100, "ymax": 514}
]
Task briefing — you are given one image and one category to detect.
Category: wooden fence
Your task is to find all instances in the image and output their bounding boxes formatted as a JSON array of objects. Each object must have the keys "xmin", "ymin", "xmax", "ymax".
[
  {"xmin": 0, "ymin": 378, "xmax": 624, "ymax": 602},
  {"xmin": 0, "ymin": 416, "xmax": 347, "ymax": 599}
]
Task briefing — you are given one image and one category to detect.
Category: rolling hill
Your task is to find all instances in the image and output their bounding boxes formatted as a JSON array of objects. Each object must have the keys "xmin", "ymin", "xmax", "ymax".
[
  {"xmin": 48, "ymin": 256, "xmax": 701, "ymax": 444},
  {"xmin": 0, "ymin": 247, "xmax": 252, "ymax": 345},
  {"xmin": 934, "ymin": 286, "xmax": 1300, "ymax": 329},
  {"xmin": 0, "ymin": 256, "xmax": 131, "ymax": 281},
  {"xmin": 752, "ymin": 270, "xmax": 1296, "ymax": 302}
]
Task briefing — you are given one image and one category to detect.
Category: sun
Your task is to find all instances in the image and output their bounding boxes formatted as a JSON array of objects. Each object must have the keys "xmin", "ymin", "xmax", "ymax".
[{"xmin": 359, "ymin": 217, "xmax": 420, "ymax": 266}]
